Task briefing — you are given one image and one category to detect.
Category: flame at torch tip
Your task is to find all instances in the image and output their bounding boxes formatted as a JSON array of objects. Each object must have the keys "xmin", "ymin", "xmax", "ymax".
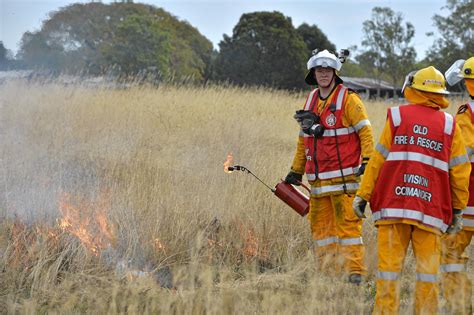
[{"xmin": 223, "ymin": 152, "xmax": 234, "ymax": 173}]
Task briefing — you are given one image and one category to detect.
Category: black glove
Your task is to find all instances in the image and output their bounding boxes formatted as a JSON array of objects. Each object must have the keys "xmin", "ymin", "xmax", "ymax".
[
  {"xmin": 294, "ymin": 110, "xmax": 319, "ymax": 127},
  {"xmin": 356, "ymin": 158, "xmax": 369, "ymax": 176},
  {"xmin": 284, "ymin": 171, "xmax": 302, "ymax": 186}
]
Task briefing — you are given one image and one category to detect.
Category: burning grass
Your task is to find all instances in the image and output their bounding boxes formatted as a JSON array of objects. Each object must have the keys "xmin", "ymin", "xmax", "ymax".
[{"xmin": 0, "ymin": 79, "xmax": 471, "ymax": 313}]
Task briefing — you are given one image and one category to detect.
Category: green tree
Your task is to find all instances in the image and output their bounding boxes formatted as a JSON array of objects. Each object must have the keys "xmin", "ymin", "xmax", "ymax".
[
  {"xmin": 0, "ymin": 42, "xmax": 7, "ymax": 69},
  {"xmin": 0, "ymin": 42, "xmax": 7, "ymax": 61},
  {"xmin": 100, "ymin": 14, "xmax": 172, "ymax": 77},
  {"xmin": 214, "ymin": 11, "xmax": 307, "ymax": 90},
  {"xmin": 356, "ymin": 51, "xmax": 386, "ymax": 81},
  {"xmin": 296, "ymin": 23, "xmax": 336, "ymax": 56},
  {"xmin": 340, "ymin": 60, "xmax": 366, "ymax": 78},
  {"xmin": 19, "ymin": 32, "xmax": 66, "ymax": 72},
  {"xmin": 360, "ymin": 7, "xmax": 416, "ymax": 90},
  {"xmin": 18, "ymin": 2, "xmax": 212, "ymax": 81},
  {"xmin": 425, "ymin": 0, "xmax": 474, "ymax": 72}
]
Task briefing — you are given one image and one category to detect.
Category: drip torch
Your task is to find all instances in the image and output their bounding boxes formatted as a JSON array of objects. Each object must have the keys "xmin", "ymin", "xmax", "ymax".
[{"xmin": 227, "ymin": 164, "xmax": 310, "ymax": 217}]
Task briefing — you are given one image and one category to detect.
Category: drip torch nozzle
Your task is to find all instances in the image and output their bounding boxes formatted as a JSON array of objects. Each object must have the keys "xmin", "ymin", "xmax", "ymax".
[{"xmin": 228, "ymin": 165, "xmax": 247, "ymax": 172}]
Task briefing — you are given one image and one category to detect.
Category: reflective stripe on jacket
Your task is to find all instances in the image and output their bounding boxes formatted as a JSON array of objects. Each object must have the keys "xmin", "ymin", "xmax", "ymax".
[{"xmin": 370, "ymin": 104, "xmax": 455, "ymax": 233}]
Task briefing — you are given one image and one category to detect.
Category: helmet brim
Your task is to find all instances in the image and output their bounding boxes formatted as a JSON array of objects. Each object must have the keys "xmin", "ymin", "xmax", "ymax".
[{"xmin": 413, "ymin": 87, "xmax": 450, "ymax": 95}]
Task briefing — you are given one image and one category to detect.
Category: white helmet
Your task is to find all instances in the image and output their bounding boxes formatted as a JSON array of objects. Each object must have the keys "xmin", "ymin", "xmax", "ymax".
[
  {"xmin": 305, "ymin": 49, "xmax": 343, "ymax": 86},
  {"xmin": 306, "ymin": 49, "xmax": 342, "ymax": 71}
]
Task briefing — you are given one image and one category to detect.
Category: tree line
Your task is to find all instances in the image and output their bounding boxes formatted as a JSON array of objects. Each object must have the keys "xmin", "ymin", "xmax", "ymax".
[{"xmin": 0, "ymin": 0, "xmax": 472, "ymax": 91}]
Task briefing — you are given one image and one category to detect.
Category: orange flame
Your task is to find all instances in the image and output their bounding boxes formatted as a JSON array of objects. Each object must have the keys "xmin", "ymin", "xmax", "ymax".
[
  {"xmin": 7, "ymin": 219, "xmax": 68, "ymax": 269},
  {"xmin": 242, "ymin": 226, "xmax": 258, "ymax": 258},
  {"xmin": 9, "ymin": 221, "xmax": 32, "ymax": 267},
  {"xmin": 237, "ymin": 222, "xmax": 269, "ymax": 261},
  {"xmin": 58, "ymin": 191, "xmax": 115, "ymax": 256},
  {"xmin": 223, "ymin": 152, "xmax": 233, "ymax": 173},
  {"xmin": 153, "ymin": 238, "xmax": 167, "ymax": 254}
]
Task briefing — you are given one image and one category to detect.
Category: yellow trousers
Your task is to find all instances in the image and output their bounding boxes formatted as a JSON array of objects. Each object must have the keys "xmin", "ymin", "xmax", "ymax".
[
  {"xmin": 373, "ymin": 224, "xmax": 440, "ymax": 315},
  {"xmin": 440, "ymin": 230, "xmax": 473, "ymax": 315},
  {"xmin": 309, "ymin": 194, "xmax": 365, "ymax": 275}
]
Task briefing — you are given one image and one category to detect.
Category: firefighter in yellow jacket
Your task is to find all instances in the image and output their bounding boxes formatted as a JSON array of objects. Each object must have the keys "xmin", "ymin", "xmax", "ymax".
[
  {"xmin": 285, "ymin": 49, "xmax": 374, "ymax": 284},
  {"xmin": 440, "ymin": 56, "xmax": 474, "ymax": 315},
  {"xmin": 352, "ymin": 66, "xmax": 471, "ymax": 314}
]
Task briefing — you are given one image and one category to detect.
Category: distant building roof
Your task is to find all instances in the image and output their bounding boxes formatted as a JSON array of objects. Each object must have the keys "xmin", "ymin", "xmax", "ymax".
[{"xmin": 340, "ymin": 76, "xmax": 396, "ymax": 90}]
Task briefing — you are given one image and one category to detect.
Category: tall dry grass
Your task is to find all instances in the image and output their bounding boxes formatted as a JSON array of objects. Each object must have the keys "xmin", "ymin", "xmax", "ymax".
[{"xmin": 0, "ymin": 79, "xmax": 471, "ymax": 314}]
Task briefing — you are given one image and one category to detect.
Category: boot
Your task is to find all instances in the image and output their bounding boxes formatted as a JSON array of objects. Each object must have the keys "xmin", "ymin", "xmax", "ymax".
[{"xmin": 348, "ymin": 273, "xmax": 362, "ymax": 285}]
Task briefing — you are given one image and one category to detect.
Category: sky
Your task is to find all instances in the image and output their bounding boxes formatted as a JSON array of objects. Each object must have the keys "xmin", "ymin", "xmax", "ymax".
[{"xmin": 0, "ymin": 0, "xmax": 448, "ymax": 60}]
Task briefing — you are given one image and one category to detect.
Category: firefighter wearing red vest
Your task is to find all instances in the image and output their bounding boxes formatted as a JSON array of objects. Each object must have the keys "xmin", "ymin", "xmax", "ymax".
[
  {"xmin": 352, "ymin": 66, "xmax": 471, "ymax": 314},
  {"xmin": 440, "ymin": 56, "xmax": 474, "ymax": 315},
  {"xmin": 285, "ymin": 49, "xmax": 374, "ymax": 285}
]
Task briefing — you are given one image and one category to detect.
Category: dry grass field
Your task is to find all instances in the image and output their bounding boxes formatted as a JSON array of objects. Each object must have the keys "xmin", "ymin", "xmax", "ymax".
[{"xmin": 0, "ymin": 79, "xmax": 472, "ymax": 314}]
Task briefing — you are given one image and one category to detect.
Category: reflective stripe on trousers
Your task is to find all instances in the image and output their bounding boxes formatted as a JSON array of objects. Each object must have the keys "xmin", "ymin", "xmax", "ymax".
[
  {"xmin": 377, "ymin": 271, "xmax": 437, "ymax": 282},
  {"xmin": 440, "ymin": 263, "xmax": 466, "ymax": 273},
  {"xmin": 377, "ymin": 271, "xmax": 399, "ymax": 280},
  {"xmin": 313, "ymin": 236, "xmax": 363, "ymax": 247},
  {"xmin": 416, "ymin": 273, "xmax": 438, "ymax": 282},
  {"xmin": 464, "ymin": 206, "xmax": 474, "ymax": 215},
  {"xmin": 464, "ymin": 218, "xmax": 474, "ymax": 227}
]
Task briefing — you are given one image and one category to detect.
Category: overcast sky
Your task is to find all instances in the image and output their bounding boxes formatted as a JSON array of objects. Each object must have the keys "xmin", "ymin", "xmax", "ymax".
[{"xmin": 0, "ymin": 0, "xmax": 447, "ymax": 60}]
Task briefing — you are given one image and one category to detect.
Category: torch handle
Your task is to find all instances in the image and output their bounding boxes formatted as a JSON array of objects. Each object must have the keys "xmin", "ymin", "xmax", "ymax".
[{"xmin": 298, "ymin": 181, "xmax": 311, "ymax": 194}]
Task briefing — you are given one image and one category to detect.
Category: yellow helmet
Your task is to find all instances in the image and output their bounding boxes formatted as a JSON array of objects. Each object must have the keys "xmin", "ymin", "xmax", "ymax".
[
  {"xmin": 460, "ymin": 57, "xmax": 474, "ymax": 79},
  {"xmin": 407, "ymin": 66, "xmax": 449, "ymax": 95}
]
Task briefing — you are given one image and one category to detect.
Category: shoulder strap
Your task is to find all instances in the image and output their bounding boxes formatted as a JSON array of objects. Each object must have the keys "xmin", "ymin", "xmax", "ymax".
[
  {"xmin": 335, "ymin": 85, "xmax": 347, "ymax": 111},
  {"xmin": 304, "ymin": 89, "xmax": 319, "ymax": 111},
  {"xmin": 389, "ymin": 106, "xmax": 401, "ymax": 127},
  {"xmin": 443, "ymin": 112, "xmax": 454, "ymax": 135}
]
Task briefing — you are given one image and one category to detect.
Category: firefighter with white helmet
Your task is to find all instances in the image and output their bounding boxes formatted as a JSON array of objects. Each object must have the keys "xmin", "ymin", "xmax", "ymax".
[
  {"xmin": 440, "ymin": 56, "xmax": 474, "ymax": 315},
  {"xmin": 352, "ymin": 66, "xmax": 471, "ymax": 314},
  {"xmin": 285, "ymin": 49, "xmax": 374, "ymax": 284}
]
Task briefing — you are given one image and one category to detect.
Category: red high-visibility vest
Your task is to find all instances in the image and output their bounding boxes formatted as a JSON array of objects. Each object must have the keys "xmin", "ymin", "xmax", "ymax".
[
  {"xmin": 302, "ymin": 84, "xmax": 363, "ymax": 181},
  {"xmin": 370, "ymin": 104, "xmax": 455, "ymax": 232}
]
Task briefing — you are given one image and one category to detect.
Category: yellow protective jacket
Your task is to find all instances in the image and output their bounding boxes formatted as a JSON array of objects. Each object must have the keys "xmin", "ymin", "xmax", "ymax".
[
  {"xmin": 290, "ymin": 87, "xmax": 374, "ymax": 197},
  {"xmin": 358, "ymin": 101, "xmax": 471, "ymax": 235},
  {"xmin": 456, "ymin": 102, "xmax": 474, "ymax": 231},
  {"xmin": 456, "ymin": 103, "xmax": 474, "ymax": 162}
]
